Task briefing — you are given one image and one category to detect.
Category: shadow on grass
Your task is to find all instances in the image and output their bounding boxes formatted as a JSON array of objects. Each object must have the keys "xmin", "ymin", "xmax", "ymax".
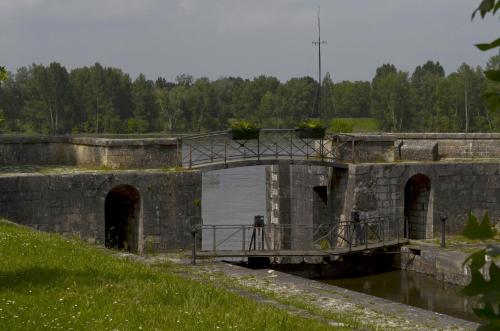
[{"xmin": 0, "ymin": 265, "xmax": 157, "ymax": 292}]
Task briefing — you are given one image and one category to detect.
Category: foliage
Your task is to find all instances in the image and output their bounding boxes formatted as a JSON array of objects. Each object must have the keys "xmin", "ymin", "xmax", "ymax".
[
  {"xmin": 296, "ymin": 119, "xmax": 326, "ymax": 138},
  {"xmin": 0, "ymin": 66, "xmax": 7, "ymax": 82},
  {"xmin": 1, "ymin": 59, "xmax": 500, "ymax": 134},
  {"xmin": 297, "ymin": 118, "xmax": 323, "ymax": 130},
  {"xmin": 228, "ymin": 119, "xmax": 260, "ymax": 140},
  {"xmin": 473, "ymin": 0, "xmax": 500, "ymax": 115},
  {"xmin": 462, "ymin": 5, "xmax": 500, "ymax": 329},
  {"xmin": 0, "ymin": 220, "xmax": 337, "ymax": 331},
  {"xmin": 330, "ymin": 118, "xmax": 380, "ymax": 132},
  {"xmin": 462, "ymin": 212, "xmax": 497, "ymax": 240},
  {"xmin": 329, "ymin": 119, "xmax": 354, "ymax": 133}
]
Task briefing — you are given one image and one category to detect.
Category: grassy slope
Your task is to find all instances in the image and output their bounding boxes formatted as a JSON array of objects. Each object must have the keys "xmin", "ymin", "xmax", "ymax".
[
  {"xmin": 333, "ymin": 118, "xmax": 381, "ymax": 133},
  {"xmin": 0, "ymin": 221, "xmax": 338, "ymax": 331}
]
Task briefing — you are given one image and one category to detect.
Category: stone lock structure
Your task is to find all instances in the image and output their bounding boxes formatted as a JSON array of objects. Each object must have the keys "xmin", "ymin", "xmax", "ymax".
[
  {"xmin": 0, "ymin": 136, "xmax": 201, "ymax": 253},
  {"xmin": 2, "ymin": 133, "xmax": 500, "ymax": 254},
  {"xmin": 267, "ymin": 133, "xmax": 500, "ymax": 241}
]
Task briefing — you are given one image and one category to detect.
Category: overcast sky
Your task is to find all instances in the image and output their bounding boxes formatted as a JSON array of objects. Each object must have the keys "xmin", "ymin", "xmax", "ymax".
[{"xmin": 1, "ymin": 0, "xmax": 498, "ymax": 82}]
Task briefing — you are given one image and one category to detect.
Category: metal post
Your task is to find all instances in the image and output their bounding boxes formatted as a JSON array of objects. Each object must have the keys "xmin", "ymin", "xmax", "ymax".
[
  {"xmin": 397, "ymin": 217, "xmax": 400, "ymax": 244},
  {"xmin": 212, "ymin": 225, "xmax": 216, "ymax": 252},
  {"xmin": 189, "ymin": 143, "xmax": 192, "ymax": 169},
  {"xmin": 257, "ymin": 135, "xmax": 260, "ymax": 163},
  {"xmin": 242, "ymin": 225, "xmax": 246, "ymax": 252},
  {"xmin": 320, "ymin": 138, "xmax": 324, "ymax": 161},
  {"xmin": 290, "ymin": 132, "xmax": 293, "ymax": 161},
  {"xmin": 224, "ymin": 137, "xmax": 227, "ymax": 167},
  {"xmin": 347, "ymin": 224, "xmax": 352, "ymax": 251},
  {"xmin": 382, "ymin": 219, "xmax": 385, "ymax": 246},
  {"xmin": 210, "ymin": 135, "xmax": 214, "ymax": 163},
  {"xmin": 273, "ymin": 224, "xmax": 278, "ymax": 251},
  {"xmin": 365, "ymin": 221, "xmax": 368, "ymax": 248},
  {"xmin": 440, "ymin": 214, "xmax": 447, "ymax": 248},
  {"xmin": 176, "ymin": 139, "xmax": 180, "ymax": 167},
  {"xmin": 191, "ymin": 227, "xmax": 197, "ymax": 265},
  {"xmin": 351, "ymin": 138, "xmax": 355, "ymax": 162}
]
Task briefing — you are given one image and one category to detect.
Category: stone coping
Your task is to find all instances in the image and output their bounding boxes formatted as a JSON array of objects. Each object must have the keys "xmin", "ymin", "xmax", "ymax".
[
  {"xmin": 329, "ymin": 132, "xmax": 500, "ymax": 141},
  {"xmin": 70, "ymin": 137, "xmax": 177, "ymax": 147},
  {"xmin": 0, "ymin": 135, "xmax": 177, "ymax": 146}
]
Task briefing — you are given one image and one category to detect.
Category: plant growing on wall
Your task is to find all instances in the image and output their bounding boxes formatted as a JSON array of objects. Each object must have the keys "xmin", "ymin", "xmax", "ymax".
[
  {"xmin": 228, "ymin": 119, "xmax": 260, "ymax": 140},
  {"xmin": 459, "ymin": 212, "xmax": 499, "ymax": 330},
  {"xmin": 461, "ymin": 4, "xmax": 500, "ymax": 328},
  {"xmin": 296, "ymin": 119, "xmax": 326, "ymax": 139},
  {"xmin": 462, "ymin": 212, "xmax": 497, "ymax": 240}
]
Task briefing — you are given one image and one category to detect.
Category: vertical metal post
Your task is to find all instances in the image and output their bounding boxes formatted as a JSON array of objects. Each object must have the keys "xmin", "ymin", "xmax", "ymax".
[
  {"xmin": 189, "ymin": 143, "xmax": 192, "ymax": 169},
  {"xmin": 351, "ymin": 138, "xmax": 355, "ymax": 163},
  {"xmin": 290, "ymin": 132, "xmax": 293, "ymax": 161},
  {"xmin": 242, "ymin": 225, "xmax": 246, "ymax": 252},
  {"xmin": 382, "ymin": 219, "xmax": 385, "ymax": 246},
  {"xmin": 191, "ymin": 227, "xmax": 197, "ymax": 265},
  {"xmin": 257, "ymin": 135, "xmax": 260, "ymax": 162},
  {"xmin": 224, "ymin": 137, "xmax": 227, "ymax": 167},
  {"xmin": 210, "ymin": 135, "xmax": 214, "ymax": 163},
  {"xmin": 212, "ymin": 225, "xmax": 216, "ymax": 252},
  {"xmin": 348, "ymin": 224, "xmax": 352, "ymax": 252},
  {"xmin": 397, "ymin": 217, "xmax": 400, "ymax": 244},
  {"xmin": 320, "ymin": 138, "xmax": 324, "ymax": 161},
  {"xmin": 273, "ymin": 224, "xmax": 278, "ymax": 251},
  {"xmin": 275, "ymin": 135, "xmax": 278, "ymax": 159},
  {"xmin": 365, "ymin": 222, "xmax": 368, "ymax": 248},
  {"xmin": 440, "ymin": 215, "xmax": 447, "ymax": 248},
  {"xmin": 176, "ymin": 139, "xmax": 180, "ymax": 167}
]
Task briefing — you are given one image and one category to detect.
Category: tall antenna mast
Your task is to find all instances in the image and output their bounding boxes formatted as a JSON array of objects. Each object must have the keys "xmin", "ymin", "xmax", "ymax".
[{"xmin": 312, "ymin": 6, "xmax": 326, "ymax": 118}]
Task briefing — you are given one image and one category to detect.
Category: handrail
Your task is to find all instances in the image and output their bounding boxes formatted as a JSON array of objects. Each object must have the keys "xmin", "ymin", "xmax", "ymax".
[
  {"xmin": 179, "ymin": 129, "xmax": 350, "ymax": 169},
  {"xmin": 194, "ymin": 218, "xmax": 402, "ymax": 255}
]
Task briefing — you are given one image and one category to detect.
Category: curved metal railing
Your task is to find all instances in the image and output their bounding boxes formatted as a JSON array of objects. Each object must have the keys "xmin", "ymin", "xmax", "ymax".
[{"xmin": 178, "ymin": 129, "xmax": 354, "ymax": 169}]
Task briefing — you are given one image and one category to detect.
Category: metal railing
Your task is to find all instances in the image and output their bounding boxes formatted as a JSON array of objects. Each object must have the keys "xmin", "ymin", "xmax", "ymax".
[
  {"xmin": 178, "ymin": 129, "xmax": 354, "ymax": 169},
  {"xmin": 192, "ymin": 218, "xmax": 404, "ymax": 260}
]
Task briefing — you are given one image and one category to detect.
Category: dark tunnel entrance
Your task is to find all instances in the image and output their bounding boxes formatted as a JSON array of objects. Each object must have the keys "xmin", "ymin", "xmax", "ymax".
[{"xmin": 105, "ymin": 185, "xmax": 141, "ymax": 253}]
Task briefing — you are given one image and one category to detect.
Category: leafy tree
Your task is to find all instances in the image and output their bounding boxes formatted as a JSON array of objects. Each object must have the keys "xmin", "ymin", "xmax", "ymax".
[
  {"xmin": 0, "ymin": 66, "xmax": 7, "ymax": 82},
  {"xmin": 371, "ymin": 64, "xmax": 411, "ymax": 131}
]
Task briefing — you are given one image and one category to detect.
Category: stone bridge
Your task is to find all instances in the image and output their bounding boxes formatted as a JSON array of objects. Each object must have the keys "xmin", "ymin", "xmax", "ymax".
[{"xmin": 0, "ymin": 133, "xmax": 500, "ymax": 254}]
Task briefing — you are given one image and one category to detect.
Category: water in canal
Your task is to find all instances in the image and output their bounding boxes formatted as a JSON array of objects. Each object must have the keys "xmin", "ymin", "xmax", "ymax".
[{"xmin": 202, "ymin": 166, "xmax": 482, "ymax": 323}]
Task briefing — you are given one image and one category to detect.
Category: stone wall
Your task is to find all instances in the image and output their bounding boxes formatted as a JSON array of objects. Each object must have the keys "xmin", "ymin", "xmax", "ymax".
[
  {"xmin": 0, "ymin": 136, "xmax": 179, "ymax": 169},
  {"xmin": 345, "ymin": 162, "xmax": 500, "ymax": 238},
  {"xmin": 266, "ymin": 164, "xmax": 332, "ymax": 251},
  {"xmin": 268, "ymin": 161, "xmax": 500, "ymax": 241},
  {"xmin": 328, "ymin": 133, "xmax": 500, "ymax": 163},
  {"xmin": 0, "ymin": 170, "xmax": 201, "ymax": 252}
]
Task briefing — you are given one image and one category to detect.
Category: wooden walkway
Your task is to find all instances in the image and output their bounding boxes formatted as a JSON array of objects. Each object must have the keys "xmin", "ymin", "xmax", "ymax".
[{"xmin": 196, "ymin": 240, "xmax": 408, "ymax": 258}]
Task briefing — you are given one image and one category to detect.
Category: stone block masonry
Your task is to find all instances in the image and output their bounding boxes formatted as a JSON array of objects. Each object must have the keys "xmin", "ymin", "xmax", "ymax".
[
  {"xmin": 0, "ymin": 170, "xmax": 201, "ymax": 252},
  {"xmin": 0, "ymin": 136, "xmax": 179, "ymax": 169},
  {"xmin": 268, "ymin": 161, "xmax": 500, "ymax": 241}
]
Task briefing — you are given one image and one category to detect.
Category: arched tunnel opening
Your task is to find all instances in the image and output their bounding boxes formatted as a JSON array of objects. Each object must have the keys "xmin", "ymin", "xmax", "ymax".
[
  {"xmin": 404, "ymin": 174, "xmax": 432, "ymax": 239},
  {"xmin": 105, "ymin": 185, "xmax": 141, "ymax": 253}
]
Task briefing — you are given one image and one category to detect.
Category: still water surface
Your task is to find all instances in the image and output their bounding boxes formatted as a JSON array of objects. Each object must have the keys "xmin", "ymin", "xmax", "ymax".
[
  {"xmin": 323, "ymin": 270, "xmax": 482, "ymax": 323},
  {"xmin": 202, "ymin": 167, "xmax": 481, "ymax": 323}
]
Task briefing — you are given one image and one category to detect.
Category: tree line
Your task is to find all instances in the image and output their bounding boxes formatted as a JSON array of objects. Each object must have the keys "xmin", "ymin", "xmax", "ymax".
[{"xmin": 0, "ymin": 57, "xmax": 499, "ymax": 134}]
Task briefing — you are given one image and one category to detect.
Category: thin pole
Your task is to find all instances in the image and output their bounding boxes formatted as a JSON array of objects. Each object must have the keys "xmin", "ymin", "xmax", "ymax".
[{"xmin": 312, "ymin": 6, "xmax": 326, "ymax": 118}]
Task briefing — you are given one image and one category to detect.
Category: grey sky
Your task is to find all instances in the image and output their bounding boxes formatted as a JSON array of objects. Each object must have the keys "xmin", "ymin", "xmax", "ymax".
[{"xmin": 0, "ymin": 0, "xmax": 498, "ymax": 82}]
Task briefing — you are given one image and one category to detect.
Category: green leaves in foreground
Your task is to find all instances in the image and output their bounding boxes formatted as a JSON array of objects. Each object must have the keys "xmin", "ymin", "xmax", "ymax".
[
  {"xmin": 472, "ymin": 0, "xmax": 500, "ymax": 19},
  {"xmin": 473, "ymin": 0, "xmax": 500, "ymax": 114},
  {"xmin": 461, "ymin": 245, "xmax": 500, "ymax": 331},
  {"xmin": 462, "ymin": 212, "xmax": 497, "ymax": 240}
]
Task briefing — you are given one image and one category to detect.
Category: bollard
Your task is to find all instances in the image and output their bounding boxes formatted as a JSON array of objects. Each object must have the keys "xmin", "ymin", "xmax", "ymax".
[
  {"xmin": 440, "ymin": 214, "xmax": 448, "ymax": 248},
  {"xmin": 191, "ymin": 226, "xmax": 198, "ymax": 265}
]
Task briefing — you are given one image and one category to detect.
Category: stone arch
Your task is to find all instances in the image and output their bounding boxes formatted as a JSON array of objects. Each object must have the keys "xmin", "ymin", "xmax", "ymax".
[
  {"xmin": 404, "ymin": 174, "xmax": 433, "ymax": 239},
  {"xmin": 105, "ymin": 185, "xmax": 142, "ymax": 253}
]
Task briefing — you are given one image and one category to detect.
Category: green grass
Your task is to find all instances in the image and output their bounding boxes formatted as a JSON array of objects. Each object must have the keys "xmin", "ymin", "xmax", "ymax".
[
  {"xmin": 328, "ymin": 118, "xmax": 380, "ymax": 133},
  {"xmin": 0, "ymin": 220, "xmax": 340, "ymax": 330}
]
